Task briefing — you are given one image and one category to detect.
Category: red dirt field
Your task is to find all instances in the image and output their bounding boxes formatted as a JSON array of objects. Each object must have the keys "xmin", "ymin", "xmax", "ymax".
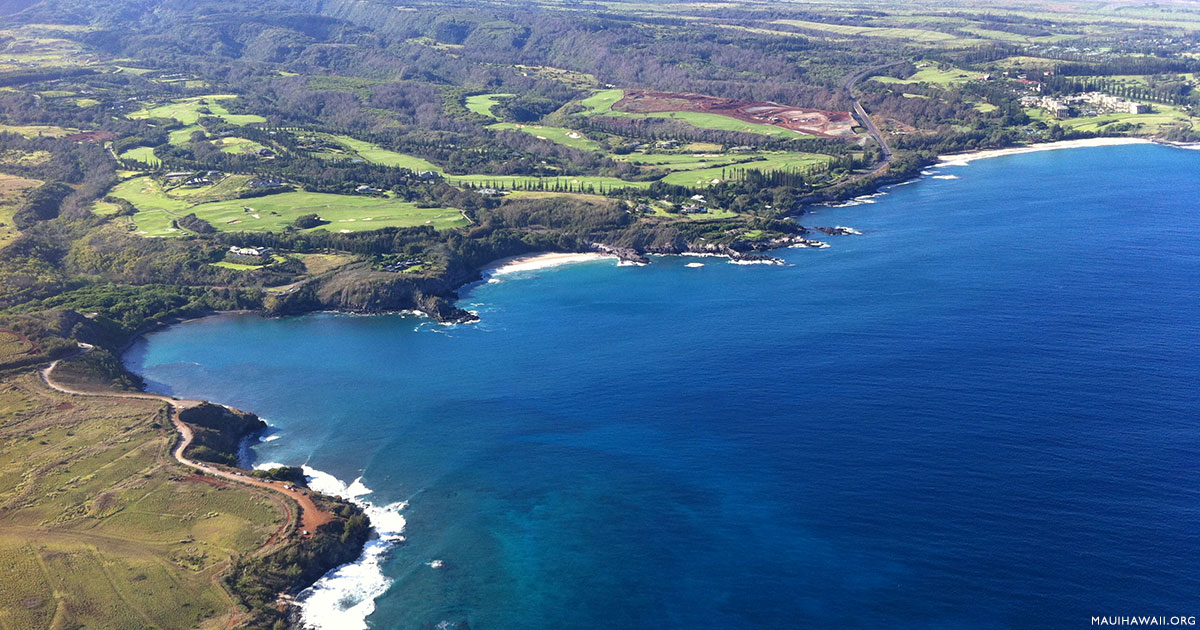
[{"xmin": 614, "ymin": 90, "xmax": 857, "ymax": 137}]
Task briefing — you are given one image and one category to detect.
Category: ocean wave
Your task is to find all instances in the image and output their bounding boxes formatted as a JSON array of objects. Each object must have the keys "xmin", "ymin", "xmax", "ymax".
[
  {"xmin": 685, "ymin": 262, "xmax": 705, "ymax": 268},
  {"xmin": 254, "ymin": 463, "xmax": 408, "ymax": 630},
  {"xmin": 829, "ymin": 191, "xmax": 887, "ymax": 208},
  {"xmin": 260, "ymin": 434, "xmax": 281, "ymax": 442},
  {"xmin": 932, "ymin": 174, "xmax": 960, "ymax": 180}
]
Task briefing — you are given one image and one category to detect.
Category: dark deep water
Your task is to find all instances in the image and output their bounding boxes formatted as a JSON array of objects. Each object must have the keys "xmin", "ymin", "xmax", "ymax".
[{"xmin": 126, "ymin": 143, "xmax": 1200, "ymax": 629}]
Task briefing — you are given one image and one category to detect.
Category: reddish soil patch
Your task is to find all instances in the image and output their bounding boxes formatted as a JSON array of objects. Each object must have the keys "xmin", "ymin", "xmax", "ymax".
[
  {"xmin": 66, "ymin": 130, "xmax": 119, "ymax": 143},
  {"xmin": 614, "ymin": 90, "xmax": 857, "ymax": 137},
  {"xmin": 54, "ymin": 402, "xmax": 75, "ymax": 410},
  {"xmin": 187, "ymin": 472, "xmax": 231, "ymax": 488}
]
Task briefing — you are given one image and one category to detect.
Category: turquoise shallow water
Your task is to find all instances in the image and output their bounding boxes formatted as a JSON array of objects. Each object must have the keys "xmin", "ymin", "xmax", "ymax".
[{"xmin": 126, "ymin": 144, "xmax": 1200, "ymax": 629}]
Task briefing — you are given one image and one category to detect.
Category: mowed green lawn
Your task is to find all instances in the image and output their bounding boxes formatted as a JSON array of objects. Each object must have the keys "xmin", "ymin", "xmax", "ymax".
[
  {"xmin": 215, "ymin": 137, "xmax": 268, "ymax": 154},
  {"xmin": 579, "ymin": 88, "xmax": 624, "ymax": 115},
  {"xmin": 168, "ymin": 125, "xmax": 202, "ymax": 146},
  {"xmin": 331, "ymin": 135, "xmax": 443, "ymax": 172},
  {"xmin": 127, "ymin": 95, "xmax": 266, "ymax": 125},
  {"xmin": 873, "ymin": 62, "xmax": 979, "ymax": 87},
  {"xmin": 109, "ymin": 177, "xmax": 466, "ymax": 235},
  {"xmin": 1055, "ymin": 104, "xmax": 1196, "ymax": 133},
  {"xmin": 465, "ymin": 93, "xmax": 514, "ymax": 119},
  {"xmin": 659, "ymin": 152, "xmax": 830, "ymax": 186},
  {"xmin": 489, "ymin": 123, "xmax": 603, "ymax": 151},
  {"xmin": 188, "ymin": 193, "xmax": 467, "ymax": 234},
  {"xmin": 118, "ymin": 146, "xmax": 159, "ymax": 165},
  {"xmin": 446, "ymin": 151, "xmax": 829, "ymax": 190}
]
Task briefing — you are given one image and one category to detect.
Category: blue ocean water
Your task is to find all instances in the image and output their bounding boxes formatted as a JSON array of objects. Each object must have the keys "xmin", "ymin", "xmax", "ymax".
[{"xmin": 125, "ymin": 143, "xmax": 1200, "ymax": 630}]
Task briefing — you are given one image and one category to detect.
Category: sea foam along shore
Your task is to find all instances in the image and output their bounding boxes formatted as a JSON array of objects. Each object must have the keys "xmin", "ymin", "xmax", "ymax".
[
  {"xmin": 483, "ymin": 252, "xmax": 619, "ymax": 278},
  {"xmin": 254, "ymin": 462, "xmax": 408, "ymax": 630},
  {"xmin": 937, "ymin": 137, "xmax": 1152, "ymax": 166}
]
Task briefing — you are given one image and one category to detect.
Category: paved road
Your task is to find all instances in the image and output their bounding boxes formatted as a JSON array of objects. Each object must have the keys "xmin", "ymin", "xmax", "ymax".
[
  {"xmin": 41, "ymin": 348, "xmax": 334, "ymax": 536},
  {"xmin": 841, "ymin": 61, "xmax": 906, "ymax": 167}
]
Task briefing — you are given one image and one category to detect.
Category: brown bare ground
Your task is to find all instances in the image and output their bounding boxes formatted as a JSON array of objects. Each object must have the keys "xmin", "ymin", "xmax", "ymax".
[{"xmin": 614, "ymin": 89, "xmax": 857, "ymax": 137}]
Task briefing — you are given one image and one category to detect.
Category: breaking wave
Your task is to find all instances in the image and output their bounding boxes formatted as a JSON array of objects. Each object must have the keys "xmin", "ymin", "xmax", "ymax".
[{"xmin": 254, "ymin": 463, "xmax": 408, "ymax": 630}]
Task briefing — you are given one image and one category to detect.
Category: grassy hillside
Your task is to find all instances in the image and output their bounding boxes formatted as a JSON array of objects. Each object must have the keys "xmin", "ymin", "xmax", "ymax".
[{"xmin": 0, "ymin": 372, "xmax": 287, "ymax": 630}]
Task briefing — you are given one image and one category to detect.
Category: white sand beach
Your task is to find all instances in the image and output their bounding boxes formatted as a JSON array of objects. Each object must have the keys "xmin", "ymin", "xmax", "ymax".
[
  {"xmin": 937, "ymin": 137, "xmax": 1153, "ymax": 166},
  {"xmin": 483, "ymin": 252, "xmax": 618, "ymax": 276}
]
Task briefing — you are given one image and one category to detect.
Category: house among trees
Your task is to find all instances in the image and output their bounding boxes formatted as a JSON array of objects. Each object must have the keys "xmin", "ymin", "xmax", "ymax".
[
  {"xmin": 227, "ymin": 245, "xmax": 272, "ymax": 260},
  {"xmin": 248, "ymin": 177, "xmax": 284, "ymax": 189}
]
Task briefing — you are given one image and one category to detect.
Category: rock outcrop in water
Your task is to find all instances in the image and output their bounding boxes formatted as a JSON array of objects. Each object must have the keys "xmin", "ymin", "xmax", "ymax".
[
  {"xmin": 265, "ymin": 265, "xmax": 478, "ymax": 324},
  {"xmin": 178, "ymin": 402, "xmax": 267, "ymax": 466}
]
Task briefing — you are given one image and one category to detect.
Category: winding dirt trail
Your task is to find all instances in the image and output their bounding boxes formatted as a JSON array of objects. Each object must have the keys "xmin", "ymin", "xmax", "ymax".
[{"xmin": 40, "ymin": 347, "xmax": 334, "ymax": 536}]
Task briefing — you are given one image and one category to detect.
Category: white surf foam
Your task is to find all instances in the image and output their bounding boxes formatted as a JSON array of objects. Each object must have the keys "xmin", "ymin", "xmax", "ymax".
[
  {"xmin": 255, "ymin": 464, "xmax": 409, "ymax": 630},
  {"xmin": 937, "ymin": 137, "xmax": 1151, "ymax": 167},
  {"xmin": 483, "ymin": 252, "xmax": 616, "ymax": 277},
  {"xmin": 685, "ymin": 262, "xmax": 705, "ymax": 268},
  {"xmin": 932, "ymin": 174, "xmax": 960, "ymax": 180}
]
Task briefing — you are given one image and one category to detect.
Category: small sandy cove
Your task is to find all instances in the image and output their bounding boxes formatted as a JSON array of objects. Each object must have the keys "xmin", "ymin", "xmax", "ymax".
[{"xmin": 483, "ymin": 252, "xmax": 617, "ymax": 277}]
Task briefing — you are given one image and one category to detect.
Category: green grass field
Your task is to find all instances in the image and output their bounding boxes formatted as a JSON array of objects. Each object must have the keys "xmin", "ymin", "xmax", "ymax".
[
  {"xmin": 211, "ymin": 254, "xmax": 287, "ymax": 270},
  {"xmin": 0, "ymin": 372, "xmax": 286, "ymax": 630},
  {"xmin": 330, "ymin": 135, "xmax": 442, "ymax": 172},
  {"xmin": 489, "ymin": 123, "xmax": 603, "ymax": 151},
  {"xmin": 873, "ymin": 62, "xmax": 978, "ymax": 87},
  {"xmin": 770, "ymin": 19, "xmax": 960, "ymax": 42},
  {"xmin": 88, "ymin": 199, "xmax": 123, "ymax": 216},
  {"xmin": 0, "ymin": 123, "xmax": 74, "ymax": 138},
  {"xmin": 168, "ymin": 125, "xmax": 202, "ymax": 146},
  {"xmin": 109, "ymin": 177, "xmax": 467, "ymax": 236},
  {"xmin": 465, "ymin": 93, "xmax": 514, "ymax": 119},
  {"xmin": 578, "ymin": 88, "xmax": 624, "ymax": 115},
  {"xmin": 214, "ymin": 137, "xmax": 268, "ymax": 154},
  {"xmin": 118, "ymin": 146, "xmax": 160, "ymax": 166},
  {"xmin": 127, "ymin": 95, "xmax": 266, "ymax": 126},
  {"xmin": 446, "ymin": 150, "xmax": 829, "ymax": 191},
  {"xmin": 1055, "ymin": 104, "xmax": 1196, "ymax": 133},
  {"xmin": 659, "ymin": 152, "xmax": 830, "ymax": 186}
]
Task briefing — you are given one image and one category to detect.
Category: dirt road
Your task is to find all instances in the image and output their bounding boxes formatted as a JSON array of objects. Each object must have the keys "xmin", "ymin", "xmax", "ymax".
[{"xmin": 40, "ymin": 349, "xmax": 334, "ymax": 536}]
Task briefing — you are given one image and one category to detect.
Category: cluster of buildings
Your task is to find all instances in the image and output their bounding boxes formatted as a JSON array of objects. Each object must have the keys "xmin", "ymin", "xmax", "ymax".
[
  {"xmin": 1022, "ymin": 92, "xmax": 1150, "ymax": 119},
  {"xmin": 383, "ymin": 257, "xmax": 424, "ymax": 272},
  {"xmin": 680, "ymin": 193, "xmax": 709, "ymax": 214},
  {"xmin": 165, "ymin": 170, "xmax": 223, "ymax": 187},
  {"xmin": 227, "ymin": 246, "xmax": 272, "ymax": 260}
]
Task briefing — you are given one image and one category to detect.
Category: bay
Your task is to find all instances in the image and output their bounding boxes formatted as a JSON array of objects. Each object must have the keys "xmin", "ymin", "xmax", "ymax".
[{"xmin": 126, "ymin": 143, "xmax": 1200, "ymax": 629}]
